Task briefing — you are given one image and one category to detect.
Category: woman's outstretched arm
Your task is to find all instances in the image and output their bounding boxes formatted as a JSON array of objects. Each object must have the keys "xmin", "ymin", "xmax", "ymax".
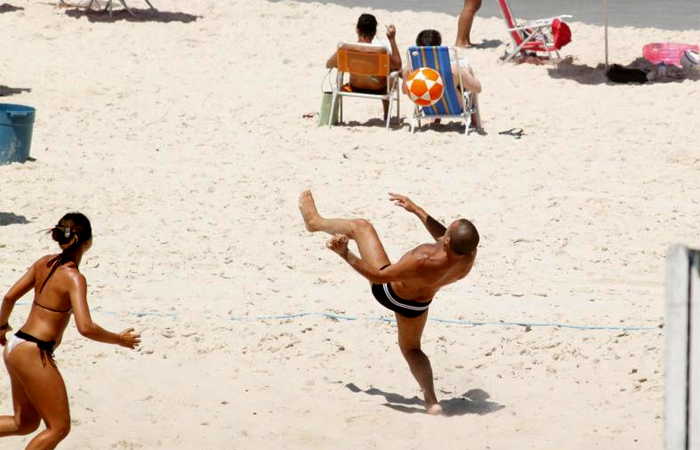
[
  {"xmin": 0, "ymin": 264, "xmax": 36, "ymax": 345},
  {"xmin": 68, "ymin": 272, "xmax": 140, "ymax": 349}
]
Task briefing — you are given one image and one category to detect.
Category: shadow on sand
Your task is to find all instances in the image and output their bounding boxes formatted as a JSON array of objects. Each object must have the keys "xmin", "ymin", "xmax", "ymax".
[
  {"xmin": 345, "ymin": 383, "xmax": 505, "ymax": 416},
  {"xmin": 472, "ymin": 39, "xmax": 503, "ymax": 50},
  {"xmin": 0, "ymin": 3, "xmax": 23, "ymax": 13},
  {"xmin": 548, "ymin": 57, "xmax": 700, "ymax": 85},
  {"xmin": 0, "ymin": 86, "xmax": 31, "ymax": 97},
  {"xmin": 64, "ymin": 7, "xmax": 199, "ymax": 23},
  {"xmin": 340, "ymin": 117, "xmax": 485, "ymax": 135},
  {"xmin": 0, "ymin": 213, "xmax": 30, "ymax": 227}
]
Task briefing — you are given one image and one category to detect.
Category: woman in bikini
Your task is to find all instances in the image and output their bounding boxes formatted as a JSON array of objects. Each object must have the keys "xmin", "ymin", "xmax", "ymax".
[{"xmin": 0, "ymin": 212, "xmax": 140, "ymax": 449}]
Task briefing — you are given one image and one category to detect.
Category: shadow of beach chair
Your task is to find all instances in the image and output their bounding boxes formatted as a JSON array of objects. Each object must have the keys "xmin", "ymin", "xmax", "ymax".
[
  {"xmin": 406, "ymin": 46, "xmax": 482, "ymax": 134},
  {"xmin": 329, "ymin": 42, "xmax": 400, "ymax": 128},
  {"xmin": 495, "ymin": 0, "xmax": 572, "ymax": 64}
]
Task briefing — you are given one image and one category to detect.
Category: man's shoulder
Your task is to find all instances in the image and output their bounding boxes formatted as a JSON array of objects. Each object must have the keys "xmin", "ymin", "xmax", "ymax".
[{"xmin": 410, "ymin": 244, "xmax": 448, "ymax": 266}]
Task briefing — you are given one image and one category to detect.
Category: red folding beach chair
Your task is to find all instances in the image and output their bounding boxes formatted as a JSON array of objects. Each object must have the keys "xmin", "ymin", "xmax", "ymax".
[{"xmin": 495, "ymin": 0, "xmax": 572, "ymax": 64}]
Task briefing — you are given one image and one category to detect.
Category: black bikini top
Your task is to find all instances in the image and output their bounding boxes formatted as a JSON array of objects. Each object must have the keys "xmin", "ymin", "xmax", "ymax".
[{"xmin": 35, "ymin": 254, "xmax": 74, "ymax": 314}]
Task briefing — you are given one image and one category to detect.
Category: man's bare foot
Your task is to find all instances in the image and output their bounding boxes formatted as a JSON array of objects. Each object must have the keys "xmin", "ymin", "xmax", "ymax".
[
  {"xmin": 299, "ymin": 190, "xmax": 321, "ymax": 232},
  {"xmin": 426, "ymin": 402, "xmax": 443, "ymax": 415}
]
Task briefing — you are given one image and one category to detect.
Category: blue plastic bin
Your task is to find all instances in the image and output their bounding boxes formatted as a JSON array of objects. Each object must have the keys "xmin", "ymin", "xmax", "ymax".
[{"xmin": 0, "ymin": 104, "xmax": 36, "ymax": 165}]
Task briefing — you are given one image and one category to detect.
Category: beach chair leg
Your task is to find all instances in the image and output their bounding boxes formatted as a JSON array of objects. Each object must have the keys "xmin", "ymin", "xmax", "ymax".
[
  {"xmin": 395, "ymin": 90, "xmax": 400, "ymax": 125},
  {"xmin": 544, "ymin": 44, "xmax": 555, "ymax": 64},
  {"xmin": 463, "ymin": 99, "xmax": 472, "ymax": 134},
  {"xmin": 472, "ymin": 95, "xmax": 483, "ymax": 132},
  {"xmin": 505, "ymin": 31, "xmax": 543, "ymax": 63},
  {"xmin": 118, "ymin": 0, "xmax": 137, "ymax": 16},
  {"xmin": 143, "ymin": 0, "xmax": 156, "ymax": 12},
  {"xmin": 386, "ymin": 96, "xmax": 393, "ymax": 129},
  {"xmin": 329, "ymin": 94, "xmax": 338, "ymax": 128}
]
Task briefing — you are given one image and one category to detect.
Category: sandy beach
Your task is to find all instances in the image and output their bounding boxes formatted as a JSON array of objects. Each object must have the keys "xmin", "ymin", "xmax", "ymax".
[{"xmin": 0, "ymin": 0, "xmax": 699, "ymax": 448}]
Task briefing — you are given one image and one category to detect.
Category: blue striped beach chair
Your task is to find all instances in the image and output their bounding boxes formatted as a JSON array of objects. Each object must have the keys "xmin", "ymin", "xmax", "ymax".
[{"xmin": 406, "ymin": 46, "xmax": 481, "ymax": 134}]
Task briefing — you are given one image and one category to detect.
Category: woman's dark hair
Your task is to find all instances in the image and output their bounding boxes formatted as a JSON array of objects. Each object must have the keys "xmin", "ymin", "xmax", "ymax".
[
  {"xmin": 39, "ymin": 213, "xmax": 92, "ymax": 293},
  {"xmin": 416, "ymin": 29, "xmax": 442, "ymax": 46},
  {"xmin": 49, "ymin": 212, "xmax": 92, "ymax": 252},
  {"xmin": 356, "ymin": 13, "xmax": 378, "ymax": 38}
]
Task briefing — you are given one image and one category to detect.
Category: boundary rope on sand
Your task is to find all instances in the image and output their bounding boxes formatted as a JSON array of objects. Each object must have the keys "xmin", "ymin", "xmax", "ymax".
[{"xmin": 16, "ymin": 302, "xmax": 661, "ymax": 332}]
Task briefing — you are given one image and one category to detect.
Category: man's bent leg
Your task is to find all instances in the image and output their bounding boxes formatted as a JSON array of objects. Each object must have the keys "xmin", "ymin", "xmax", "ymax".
[
  {"xmin": 299, "ymin": 190, "xmax": 390, "ymax": 268},
  {"xmin": 395, "ymin": 311, "xmax": 442, "ymax": 415}
]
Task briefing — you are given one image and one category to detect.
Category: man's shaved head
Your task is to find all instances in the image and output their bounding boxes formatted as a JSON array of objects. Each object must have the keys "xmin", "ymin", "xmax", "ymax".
[{"xmin": 448, "ymin": 219, "xmax": 479, "ymax": 255}]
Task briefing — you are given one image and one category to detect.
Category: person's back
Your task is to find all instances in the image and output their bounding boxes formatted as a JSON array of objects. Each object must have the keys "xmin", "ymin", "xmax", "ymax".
[
  {"xmin": 21, "ymin": 254, "xmax": 78, "ymax": 344},
  {"xmin": 387, "ymin": 220, "xmax": 477, "ymax": 302},
  {"xmin": 326, "ymin": 13, "xmax": 402, "ymax": 93},
  {"xmin": 338, "ymin": 42, "xmax": 392, "ymax": 92}
]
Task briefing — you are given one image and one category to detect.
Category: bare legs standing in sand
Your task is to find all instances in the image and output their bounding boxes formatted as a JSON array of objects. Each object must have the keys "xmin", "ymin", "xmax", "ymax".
[
  {"xmin": 299, "ymin": 190, "xmax": 479, "ymax": 415},
  {"xmin": 456, "ymin": 0, "xmax": 482, "ymax": 47}
]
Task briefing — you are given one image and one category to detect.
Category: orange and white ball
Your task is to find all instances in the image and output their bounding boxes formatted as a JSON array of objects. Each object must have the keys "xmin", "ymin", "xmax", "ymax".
[{"xmin": 404, "ymin": 67, "xmax": 444, "ymax": 107}]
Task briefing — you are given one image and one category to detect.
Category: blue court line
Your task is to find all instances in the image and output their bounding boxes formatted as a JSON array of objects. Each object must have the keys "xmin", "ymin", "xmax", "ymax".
[{"xmin": 14, "ymin": 302, "xmax": 660, "ymax": 332}]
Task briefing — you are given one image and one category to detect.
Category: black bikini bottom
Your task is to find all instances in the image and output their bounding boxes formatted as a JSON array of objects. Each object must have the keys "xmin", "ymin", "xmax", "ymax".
[{"xmin": 15, "ymin": 330, "xmax": 56, "ymax": 366}]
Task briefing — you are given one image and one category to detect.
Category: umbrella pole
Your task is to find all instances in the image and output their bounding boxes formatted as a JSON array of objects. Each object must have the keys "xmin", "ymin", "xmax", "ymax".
[{"xmin": 604, "ymin": 0, "xmax": 609, "ymax": 69}]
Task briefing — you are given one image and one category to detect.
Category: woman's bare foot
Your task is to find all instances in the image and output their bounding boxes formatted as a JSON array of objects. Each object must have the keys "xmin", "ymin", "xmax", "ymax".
[
  {"xmin": 299, "ymin": 190, "xmax": 321, "ymax": 232},
  {"xmin": 426, "ymin": 402, "xmax": 443, "ymax": 415}
]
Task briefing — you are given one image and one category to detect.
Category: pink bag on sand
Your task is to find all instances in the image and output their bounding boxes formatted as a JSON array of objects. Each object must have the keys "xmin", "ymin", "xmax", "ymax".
[{"xmin": 643, "ymin": 43, "xmax": 700, "ymax": 67}]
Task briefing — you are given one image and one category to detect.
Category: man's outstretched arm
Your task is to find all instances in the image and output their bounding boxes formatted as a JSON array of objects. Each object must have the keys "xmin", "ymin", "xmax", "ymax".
[
  {"xmin": 326, "ymin": 235, "xmax": 424, "ymax": 284},
  {"xmin": 389, "ymin": 193, "xmax": 446, "ymax": 241}
]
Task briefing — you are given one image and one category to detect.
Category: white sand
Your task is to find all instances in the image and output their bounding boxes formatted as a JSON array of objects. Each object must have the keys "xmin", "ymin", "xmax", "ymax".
[{"xmin": 0, "ymin": 0, "xmax": 698, "ymax": 448}]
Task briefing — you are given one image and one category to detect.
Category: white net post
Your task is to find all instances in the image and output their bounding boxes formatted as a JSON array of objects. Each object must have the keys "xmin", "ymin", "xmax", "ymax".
[{"xmin": 666, "ymin": 245, "xmax": 700, "ymax": 450}]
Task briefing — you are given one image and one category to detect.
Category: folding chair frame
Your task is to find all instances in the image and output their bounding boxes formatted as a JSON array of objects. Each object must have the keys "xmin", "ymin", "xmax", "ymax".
[
  {"xmin": 495, "ymin": 0, "xmax": 571, "ymax": 64},
  {"xmin": 406, "ymin": 46, "xmax": 482, "ymax": 135},
  {"xmin": 85, "ymin": 0, "xmax": 156, "ymax": 17},
  {"xmin": 328, "ymin": 42, "xmax": 401, "ymax": 129}
]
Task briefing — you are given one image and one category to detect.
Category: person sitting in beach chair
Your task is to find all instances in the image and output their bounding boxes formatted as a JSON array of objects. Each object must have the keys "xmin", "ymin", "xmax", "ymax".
[
  {"xmin": 326, "ymin": 13, "xmax": 402, "ymax": 123},
  {"xmin": 404, "ymin": 29, "xmax": 482, "ymax": 132}
]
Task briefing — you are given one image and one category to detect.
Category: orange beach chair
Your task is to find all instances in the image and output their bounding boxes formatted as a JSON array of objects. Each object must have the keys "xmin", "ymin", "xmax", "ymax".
[{"xmin": 328, "ymin": 42, "xmax": 401, "ymax": 128}]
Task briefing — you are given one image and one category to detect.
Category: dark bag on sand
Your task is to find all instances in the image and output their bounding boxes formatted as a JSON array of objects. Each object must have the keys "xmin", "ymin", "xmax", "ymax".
[{"xmin": 606, "ymin": 64, "xmax": 649, "ymax": 84}]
